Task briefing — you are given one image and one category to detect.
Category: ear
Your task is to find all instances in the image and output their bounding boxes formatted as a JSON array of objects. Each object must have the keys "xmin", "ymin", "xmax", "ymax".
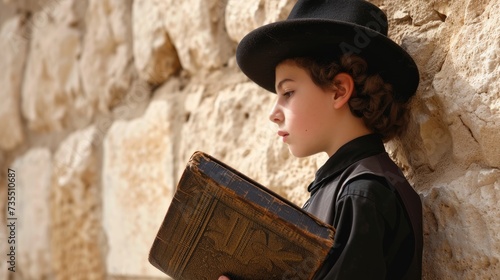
[{"xmin": 331, "ymin": 73, "xmax": 355, "ymax": 109}]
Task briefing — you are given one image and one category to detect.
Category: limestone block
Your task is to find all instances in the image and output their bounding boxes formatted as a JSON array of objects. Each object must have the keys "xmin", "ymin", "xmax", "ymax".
[
  {"xmin": 79, "ymin": 0, "xmax": 134, "ymax": 113},
  {"xmin": 225, "ymin": 0, "xmax": 294, "ymax": 42},
  {"xmin": 103, "ymin": 80, "xmax": 179, "ymax": 277},
  {"xmin": 21, "ymin": 0, "xmax": 89, "ymax": 132},
  {"xmin": 160, "ymin": 0, "xmax": 234, "ymax": 73},
  {"xmin": 51, "ymin": 126, "xmax": 105, "ymax": 280},
  {"xmin": 433, "ymin": 3, "xmax": 500, "ymax": 168},
  {"xmin": 0, "ymin": 16, "xmax": 27, "ymax": 150},
  {"xmin": 11, "ymin": 148, "xmax": 52, "ymax": 279},
  {"xmin": 132, "ymin": 0, "xmax": 180, "ymax": 85},
  {"xmin": 177, "ymin": 72, "xmax": 324, "ymax": 206},
  {"xmin": 422, "ymin": 166, "xmax": 500, "ymax": 279},
  {"xmin": 416, "ymin": 104, "xmax": 452, "ymax": 169}
]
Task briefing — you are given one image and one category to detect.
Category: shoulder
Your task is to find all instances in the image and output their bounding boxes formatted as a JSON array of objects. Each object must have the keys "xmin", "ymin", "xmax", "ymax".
[{"xmin": 339, "ymin": 174, "xmax": 399, "ymax": 208}]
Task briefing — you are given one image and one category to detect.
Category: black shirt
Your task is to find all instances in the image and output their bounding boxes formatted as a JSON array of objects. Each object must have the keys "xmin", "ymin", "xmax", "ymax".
[{"xmin": 303, "ymin": 134, "xmax": 419, "ymax": 279}]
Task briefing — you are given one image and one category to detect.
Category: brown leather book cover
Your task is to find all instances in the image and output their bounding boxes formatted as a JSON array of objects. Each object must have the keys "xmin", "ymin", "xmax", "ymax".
[{"xmin": 149, "ymin": 151, "xmax": 335, "ymax": 280}]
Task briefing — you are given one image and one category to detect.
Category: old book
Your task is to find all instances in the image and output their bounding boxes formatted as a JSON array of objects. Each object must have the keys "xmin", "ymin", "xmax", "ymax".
[{"xmin": 149, "ymin": 151, "xmax": 335, "ymax": 280}]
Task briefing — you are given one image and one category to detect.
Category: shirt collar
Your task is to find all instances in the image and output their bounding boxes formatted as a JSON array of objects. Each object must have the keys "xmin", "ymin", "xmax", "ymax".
[{"xmin": 308, "ymin": 133, "xmax": 386, "ymax": 193}]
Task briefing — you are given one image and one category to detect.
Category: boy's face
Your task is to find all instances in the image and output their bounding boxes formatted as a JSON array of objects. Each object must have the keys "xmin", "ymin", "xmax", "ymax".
[{"xmin": 270, "ymin": 59, "xmax": 340, "ymax": 157}]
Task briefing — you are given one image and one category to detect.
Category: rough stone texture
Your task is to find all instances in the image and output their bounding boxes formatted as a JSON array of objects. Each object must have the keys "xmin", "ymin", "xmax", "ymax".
[
  {"xmin": 0, "ymin": 15, "xmax": 27, "ymax": 150},
  {"xmin": 161, "ymin": 0, "xmax": 235, "ymax": 73},
  {"xmin": 132, "ymin": 0, "xmax": 181, "ymax": 85},
  {"xmin": 21, "ymin": 0, "xmax": 89, "ymax": 132},
  {"xmin": 423, "ymin": 165, "xmax": 500, "ymax": 279},
  {"xmin": 225, "ymin": 0, "xmax": 295, "ymax": 42},
  {"xmin": 51, "ymin": 126, "xmax": 106, "ymax": 280},
  {"xmin": 79, "ymin": 0, "xmax": 135, "ymax": 113},
  {"xmin": 0, "ymin": 0, "xmax": 499, "ymax": 279},
  {"xmin": 11, "ymin": 148, "xmax": 52, "ymax": 279},
  {"xmin": 433, "ymin": 5, "xmax": 500, "ymax": 168},
  {"xmin": 102, "ymin": 80, "xmax": 179, "ymax": 278}
]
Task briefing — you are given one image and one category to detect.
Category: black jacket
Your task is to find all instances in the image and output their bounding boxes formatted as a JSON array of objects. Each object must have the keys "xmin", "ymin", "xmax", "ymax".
[{"xmin": 303, "ymin": 134, "xmax": 423, "ymax": 280}]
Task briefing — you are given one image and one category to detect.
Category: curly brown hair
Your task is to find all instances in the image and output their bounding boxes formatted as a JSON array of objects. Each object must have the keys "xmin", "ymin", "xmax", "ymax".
[{"xmin": 291, "ymin": 55, "xmax": 410, "ymax": 141}]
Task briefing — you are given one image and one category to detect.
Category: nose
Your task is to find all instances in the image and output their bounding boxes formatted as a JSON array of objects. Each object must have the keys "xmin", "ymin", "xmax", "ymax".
[{"xmin": 268, "ymin": 100, "xmax": 283, "ymax": 124}]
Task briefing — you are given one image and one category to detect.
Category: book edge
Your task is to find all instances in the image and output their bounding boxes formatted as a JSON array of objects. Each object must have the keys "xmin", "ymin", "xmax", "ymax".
[{"xmin": 190, "ymin": 152, "xmax": 334, "ymax": 230}]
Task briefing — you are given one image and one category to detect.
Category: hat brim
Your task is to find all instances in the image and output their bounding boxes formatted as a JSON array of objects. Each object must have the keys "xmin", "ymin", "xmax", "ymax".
[{"xmin": 236, "ymin": 19, "xmax": 419, "ymax": 102}]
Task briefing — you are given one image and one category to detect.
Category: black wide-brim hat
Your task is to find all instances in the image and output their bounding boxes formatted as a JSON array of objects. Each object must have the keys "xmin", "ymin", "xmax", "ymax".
[{"xmin": 236, "ymin": 0, "xmax": 419, "ymax": 102}]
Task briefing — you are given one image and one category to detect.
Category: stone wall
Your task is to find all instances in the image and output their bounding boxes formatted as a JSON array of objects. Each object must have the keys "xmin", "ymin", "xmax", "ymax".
[{"xmin": 0, "ymin": 0, "xmax": 498, "ymax": 279}]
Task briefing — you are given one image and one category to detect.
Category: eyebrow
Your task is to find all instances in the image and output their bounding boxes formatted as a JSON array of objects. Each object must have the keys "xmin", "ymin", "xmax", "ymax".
[{"xmin": 276, "ymin": 78, "xmax": 294, "ymax": 92}]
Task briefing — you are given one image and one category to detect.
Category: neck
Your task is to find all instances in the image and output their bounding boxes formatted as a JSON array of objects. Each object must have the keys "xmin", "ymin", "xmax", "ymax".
[{"xmin": 326, "ymin": 114, "xmax": 373, "ymax": 157}]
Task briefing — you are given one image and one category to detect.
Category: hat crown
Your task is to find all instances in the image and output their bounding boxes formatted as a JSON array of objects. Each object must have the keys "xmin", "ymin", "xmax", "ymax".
[
  {"xmin": 288, "ymin": 0, "xmax": 388, "ymax": 36},
  {"xmin": 236, "ymin": 0, "xmax": 420, "ymax": 101}
]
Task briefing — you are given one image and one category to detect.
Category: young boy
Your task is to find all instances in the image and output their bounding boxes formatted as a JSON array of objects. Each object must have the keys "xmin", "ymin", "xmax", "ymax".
[{"xmin": 221, "ymin": 0, "xmax": 423, "ymax": 279}]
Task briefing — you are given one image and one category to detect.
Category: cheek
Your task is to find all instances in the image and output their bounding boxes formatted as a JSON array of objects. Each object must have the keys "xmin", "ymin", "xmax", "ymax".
[{"xmin": 287, "ymin": 107, "xmax": 317, "ymax": 133}]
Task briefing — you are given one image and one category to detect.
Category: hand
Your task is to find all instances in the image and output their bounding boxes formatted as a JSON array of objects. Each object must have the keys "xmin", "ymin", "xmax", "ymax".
[{"xmin": 218, "ymin": 276, "xmax": 231, "ymax": 280}]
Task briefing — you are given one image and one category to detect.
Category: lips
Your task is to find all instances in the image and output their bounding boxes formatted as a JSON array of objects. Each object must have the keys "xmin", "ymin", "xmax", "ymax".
[
  {"xmin": 277, "ymin": 131, "xmax": 289, "ymax": 142},
  {"xmin": 277, "ymin": 131, "xmax": 289, "ymax": 137}
]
